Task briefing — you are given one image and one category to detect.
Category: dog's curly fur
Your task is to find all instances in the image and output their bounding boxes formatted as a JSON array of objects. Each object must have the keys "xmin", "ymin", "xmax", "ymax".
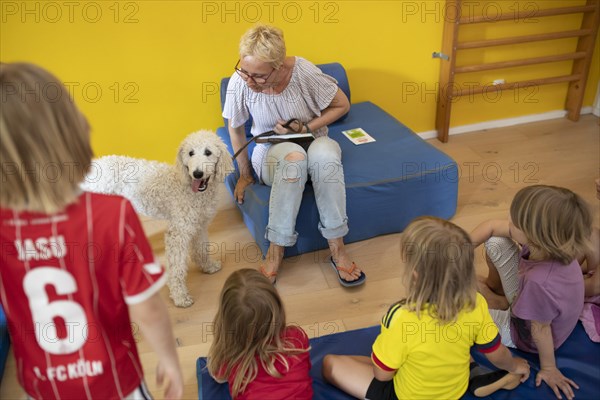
[{"xmin": 81, "ymin": 130, "xmax": 234, "ymax": 307}]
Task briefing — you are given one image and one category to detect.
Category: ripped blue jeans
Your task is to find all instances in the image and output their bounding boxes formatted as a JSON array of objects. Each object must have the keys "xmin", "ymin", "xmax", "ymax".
[{"xmin": 261, "ymin": 136, "xmax": 348, "ymax": 246}]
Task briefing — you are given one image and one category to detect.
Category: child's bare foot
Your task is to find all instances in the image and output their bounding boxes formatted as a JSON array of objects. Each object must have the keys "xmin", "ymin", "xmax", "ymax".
[
  {"xmin": 469, "ymin": 369, "xmax": 522, "ymax": 397},
  {"xmin": 477, "ymin": 276, "xmax": 509, "ymax": 310}
]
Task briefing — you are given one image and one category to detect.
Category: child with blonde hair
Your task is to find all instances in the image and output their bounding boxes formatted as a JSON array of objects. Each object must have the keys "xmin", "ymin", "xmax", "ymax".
[
  {"xmin": 323, "ymin": 217, "xmax": 529, "ymax": 399},
  {"xmin": 207, "ymin": 268, "xmax": 312, "ymax": 399},
  {"xmin": 0, "ymin": 62, "xmax": 183, "ymax": 399},
  {"xmin": 472, "ymin": 185, "xmax": 592, "ymax": 400}
]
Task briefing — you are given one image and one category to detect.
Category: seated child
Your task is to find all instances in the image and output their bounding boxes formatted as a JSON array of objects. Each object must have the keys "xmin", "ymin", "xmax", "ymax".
[
  {"xmin": 471, "ymin": 185, "xmax": 592, "ymax": 400},
  {"xmin": 207, "ymin": 269, "xmax": 312, "ymax": 399},
  {"xmin": 322, "ymin": 217, "xmax": 529, "ymax": 399}
]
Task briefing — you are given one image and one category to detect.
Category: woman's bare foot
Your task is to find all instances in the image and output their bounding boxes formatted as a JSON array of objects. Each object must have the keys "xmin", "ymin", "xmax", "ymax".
[
  {"xmin": 328, "ymin": 238, "xmax": 362, "ymax": 282},
  {"xmin": 477, "ymin": 276, "xmax": 509, "ymax": 310},
  {"xmin": 260, "ymin": 244, "xmax": 284, "ymax": 284}
]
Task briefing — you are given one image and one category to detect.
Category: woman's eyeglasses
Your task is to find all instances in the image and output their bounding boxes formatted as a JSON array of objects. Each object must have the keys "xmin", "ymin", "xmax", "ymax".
[{"xmin": 234, "ymin": 60, "xmax": 275, "ymax": 85}]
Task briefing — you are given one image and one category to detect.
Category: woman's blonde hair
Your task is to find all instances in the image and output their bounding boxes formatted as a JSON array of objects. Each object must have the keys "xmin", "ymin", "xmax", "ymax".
[
  {"xmin": 401, "ymin": 216, "xmax": 477, "ymax": 324},
  {"xmin": 239, "ymin": 24, "xmax": 286, "ymax": 69},
  {"xmin": 207, "ymin": 269, "xmax": 307, "ymax": 397},
  {"xmin": 510, "ymin": 185, "xmax": 592, "ymax": 265},
  {"xmin": 0, "ymin": 62, "xmax": 93, "ymax": 214}
]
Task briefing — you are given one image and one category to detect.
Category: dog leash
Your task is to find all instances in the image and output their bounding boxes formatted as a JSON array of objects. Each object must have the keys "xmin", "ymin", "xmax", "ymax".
[{"xmin": 231, "ymin": 118, "xmax": 302, "ymax": 160}]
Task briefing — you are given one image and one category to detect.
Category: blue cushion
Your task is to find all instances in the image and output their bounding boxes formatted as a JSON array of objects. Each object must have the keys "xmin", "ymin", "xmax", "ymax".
[
  {"xmin": 218, "ymin": 100, "xmax": 458, "ymax": 257},
  {"xmin": 0, "ymin": 306, "xmax": 9, "ymax": 385},
  {"xmin": 197, "ymin": 322, "xmax": 600, "ymax": 400},
  {"xmin": 220, "ymin": 62, "xmax": 351, "ymax": 137}
]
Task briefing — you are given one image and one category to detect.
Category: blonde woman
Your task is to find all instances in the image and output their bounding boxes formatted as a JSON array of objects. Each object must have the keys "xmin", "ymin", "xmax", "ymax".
[
  {"xmin": 223, "ymin": 24, "xmax": 365, "ymax": 287},
  {"xmin": 207, "ymin": 269, "xmax": 312, "ymax": 399},
  {"xmin": 0, "ymin": 63, "xmax": 183, "ymax": 399},
  {"xmin": 471, "ymin": 185, "xmax": 592, "ymax": 400},
  {"xmin": 323, "ymin": 217, "xmax": 529, "ymax": 399}
]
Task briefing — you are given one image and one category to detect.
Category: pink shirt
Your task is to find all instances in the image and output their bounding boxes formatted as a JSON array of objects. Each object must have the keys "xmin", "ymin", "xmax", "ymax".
[{"xmin": 510, "ymin": 246, "xmax": 584, "ymax": 352}]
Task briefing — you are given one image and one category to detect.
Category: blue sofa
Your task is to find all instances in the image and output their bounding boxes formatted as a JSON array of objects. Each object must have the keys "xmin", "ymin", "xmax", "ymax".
[{"xmin": 217, "ymin": 63, "xmax": 458, "ymax": 257}]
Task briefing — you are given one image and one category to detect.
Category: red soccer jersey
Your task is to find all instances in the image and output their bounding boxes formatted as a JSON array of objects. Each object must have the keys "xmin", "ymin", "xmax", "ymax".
[
  {"xmin": 226, "ymin": 326, "xmax": 313, "ymax": 400},
  {"xmin": 0, "ymin": 192, "xmax": 166, "ymax": 400}
]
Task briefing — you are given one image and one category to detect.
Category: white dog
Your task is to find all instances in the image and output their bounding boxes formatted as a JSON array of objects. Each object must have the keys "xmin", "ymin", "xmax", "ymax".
[{"xmin": 82, "ymin": 130, "xmax": 234, "ymax": 307}]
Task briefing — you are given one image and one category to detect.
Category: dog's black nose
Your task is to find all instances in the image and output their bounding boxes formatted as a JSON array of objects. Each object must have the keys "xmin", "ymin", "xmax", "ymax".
[{"xmin": 193, "ymin": 170, "xmax": 204, "ymax": 179}]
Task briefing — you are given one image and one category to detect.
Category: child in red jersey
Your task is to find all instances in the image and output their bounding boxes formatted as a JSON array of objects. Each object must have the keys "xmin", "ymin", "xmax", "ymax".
[
  {"xmin": 0, "ymin": 62, "xmax": 183, "ymax": 399},
  {"xmin": 207, "ymin": 269, "xmax": 312, "ymax": 399}
]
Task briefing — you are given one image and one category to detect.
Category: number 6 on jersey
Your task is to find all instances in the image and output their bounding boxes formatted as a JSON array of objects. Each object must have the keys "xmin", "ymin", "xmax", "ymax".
[{"xmin": 23, "ymin": 267, "xmax": 88, "ymax": 354}]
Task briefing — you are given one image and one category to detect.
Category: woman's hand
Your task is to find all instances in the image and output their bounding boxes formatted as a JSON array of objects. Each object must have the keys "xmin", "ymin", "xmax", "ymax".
[
  {"xmin": 536, "ymin": 366, "xmax": 579, "ymax": 400},
  {"xmin": 274, "ymin": 119, "xmax": 303, "ymax": 134},
  {"xmin": 234, "ymin": 175, "xmax": 254, "ymax": 204}
]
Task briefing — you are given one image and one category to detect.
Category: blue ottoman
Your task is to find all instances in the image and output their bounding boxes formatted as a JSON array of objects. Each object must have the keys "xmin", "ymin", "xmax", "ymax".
[
  {"xmin": 218, "ymin": 63, "xmax": 458, "ymax": 257},
  {"xmin": 0, "ymin": 306, "xmax": 9, "ymax": 384}
]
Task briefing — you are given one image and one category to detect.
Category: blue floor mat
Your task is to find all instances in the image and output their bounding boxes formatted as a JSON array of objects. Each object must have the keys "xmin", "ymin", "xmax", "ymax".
[{"xmin": 197, "ymin": 322, "xmax": 600, "ymax": 400}]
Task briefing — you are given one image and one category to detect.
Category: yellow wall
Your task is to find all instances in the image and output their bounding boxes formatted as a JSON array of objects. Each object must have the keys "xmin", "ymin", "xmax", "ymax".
[{"xmin": 1, "ymin": 0, "xmax": 598, "ymax": 162}]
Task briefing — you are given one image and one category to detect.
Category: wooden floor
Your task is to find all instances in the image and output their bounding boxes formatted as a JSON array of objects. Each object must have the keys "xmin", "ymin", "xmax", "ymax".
[{"xmin": 1, "ymin": 115, "xmax": 599, "ymax": 399}]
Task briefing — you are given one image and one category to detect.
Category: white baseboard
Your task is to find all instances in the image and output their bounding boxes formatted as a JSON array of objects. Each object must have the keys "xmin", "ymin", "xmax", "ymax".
[{"xmin": 417, "ymin": 107, "xmax": 596, "ymax": 140}]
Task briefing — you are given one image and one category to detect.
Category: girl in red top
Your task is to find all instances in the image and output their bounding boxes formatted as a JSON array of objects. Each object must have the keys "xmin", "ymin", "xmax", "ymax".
[{"xmin": 207, "ymin": 269, "xmax": 312, "ymax": 399}]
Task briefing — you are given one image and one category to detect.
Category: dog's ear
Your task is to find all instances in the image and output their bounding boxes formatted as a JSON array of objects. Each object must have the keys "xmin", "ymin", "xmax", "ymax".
[
  {"xmin": 176, "ymin": 144, "xmax": 188, "ymax": 181},
  {"xmin": 216, "ymin": 137, "xmax": 234, "ymax": 183}
]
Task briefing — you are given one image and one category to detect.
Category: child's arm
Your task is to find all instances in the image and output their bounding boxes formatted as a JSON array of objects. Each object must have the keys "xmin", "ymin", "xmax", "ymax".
[
  {"xmin": 470, "ymin": 219, "xmax": 511, "ymax": 247},
  {"xmin": 483, "ymin": 344, "xmax": 530, "ymax": 381},
  {"xmin": 586, "ymin": 228, "xmax": 600, "ymax": 270},
  {"xmin": 129, "ymin": 293, "xmax": 184, "ymax": 400},
  {"xmin": 584, "ymin": 270, "xmax": 600, "ymax": 297},
  {"xmin": 531, "ymin": 320, "xmax": 578, "ymax": 400},
  {"xmin": 581, "ymin": 228, "xmax": 600, "ymax": 296},
  {"xmin": 372, "ymin": 364, "xmax": 395, "ymax": 382}
]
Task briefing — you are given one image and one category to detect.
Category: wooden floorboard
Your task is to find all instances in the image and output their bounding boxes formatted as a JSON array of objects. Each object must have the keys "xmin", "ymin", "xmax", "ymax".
[{"xmin": 1, "ymin": 115, "xmax": 598, "ymax": 399}]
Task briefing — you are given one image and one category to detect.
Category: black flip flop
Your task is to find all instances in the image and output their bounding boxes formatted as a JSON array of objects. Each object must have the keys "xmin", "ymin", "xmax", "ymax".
[{"xmin": 330, "ymin": 256, "xmax": 366, "ymax": 287}]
